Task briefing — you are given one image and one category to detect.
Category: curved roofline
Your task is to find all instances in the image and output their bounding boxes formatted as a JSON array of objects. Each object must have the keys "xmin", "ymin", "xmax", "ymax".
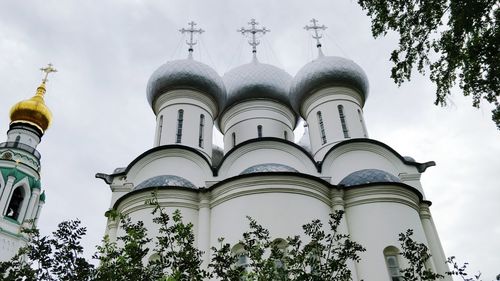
[
  {"xmin": 113, "ymin": 172, "xmax": 426, "ymax": 209},
  {"xmin": 97, "ymin": 138, "xmax": 320, "ymax": 184},
  {"xmin": 214, "ymin": 137, "xmax": 321, "ymax": 175},
  {"xmin": 320, "ymin": 138, "xmax": 436, "ymax": 173},
  {"xmin": 341, "ymin": 181, "xmax": 425, "ymax": 202},
  {"xmin": 96, "ymin": 145, "xmax": 214, "ymax": 183},
  {"xmin": 113, "ymin": 185, "xmax": 199, "ymax": 209},
  {"xmin": 208, "ymin": 171, "xmax": 328, "ymax": 190},
  {"xmin": 149, "ymin": 85, "xmax": 221, "ymax": 116}
]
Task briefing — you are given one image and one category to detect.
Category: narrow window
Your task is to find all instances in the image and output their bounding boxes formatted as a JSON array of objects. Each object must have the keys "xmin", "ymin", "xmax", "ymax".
[
  {"xmin": 284, "ymin": 131, "xmax": 288, "ymax": 140},
  {"xmin": 257, "ymin": 125, "xmax": 263, "ymax": 138},
  {"xmin": 232, "ymin": 244, "xmax": 249, "ymax": 269},
  {"xmin": 198, "ymin": 114, "xmax": 205, "ymax": 148},
  {"xmin": 6, "ymin": 187, "xmax": 24, "ymax": 221},
  {"xmin": 13, "ymin": 135, "xmax": 21, "ymax": 148},
  {"xmin": 157, "ymin": 115, "xmax": 163, "ymax": 146},
  {"xmin": 384, "ymin": 246, "xmax": 402, "ymax": 281},
  {"xmin": 236, "ymin": 252, "xmax": 249, "ymax": 268},
  {"xmin": 386, "ymin": 255, "xmax": 402, "ymax": 281},
  {"xmin": 317, "ymin": 111, "xmax": 327, "ymax": 144},
  {"xmin": 176, "ymin": 109, "xmax": 184, "ymax": 143},
  {"xmin": 338, "ymin": 105, "xmax": 349, "ymax": 138},
  {"xmin": 272, "ymin": 238, "xmax": 288, "ymax": 269},
  {"xmin": 357, "ymin": 109, "xmax": 368, "ymax": 137},
  {"xmin": 232, "ymin": 132, "xmax": 236, "ymax": 148}
]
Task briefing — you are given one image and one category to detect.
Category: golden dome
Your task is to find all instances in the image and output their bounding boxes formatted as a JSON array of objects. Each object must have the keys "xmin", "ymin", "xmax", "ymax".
[{"xmin": 10, "ymin": 82, "xmax": 53, "ymax": 133}]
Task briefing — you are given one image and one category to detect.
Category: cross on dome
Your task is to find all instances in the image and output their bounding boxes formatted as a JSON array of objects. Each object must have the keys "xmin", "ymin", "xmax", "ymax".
[
  {"xmin": 40, "ymin": 63, "xmax": 57, "ymax": 84},
  {"xmin": 237, "ymin": 19, "xmax": 270, "ymax": 56},
  {"xmin": 179, "ymin": 21, "xmax": 205, "ymax": 56},
  {"xmin": 304, "ymin": 18, "xmax": 327, "ymax": 56}
]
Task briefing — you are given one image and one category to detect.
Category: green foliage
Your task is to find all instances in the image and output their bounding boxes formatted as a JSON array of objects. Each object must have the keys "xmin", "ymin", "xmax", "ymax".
[
  {"xmin": 398, "ymin": 229, "xmax": 443, "ymax": 281},
  {"xmin": 357, "ymin": 0, "xmax": 500, "ymax": 129},
  {"xmin": 147, "ymin": 195, "xmax": 210, "ymax": 280},
  {"xmin": 12, "ymin": 196, "xmax": 499, "ymax": 281},
  {"xmin": 446, "ymin": 256, "xmax": 483, "ymax": 281},
  {"xmin": 211, "ymin": 210, "xmax": 366, "ymax": 281},
  {"xmin": 93, "ymin": 216, "xmax": 156, "ymax": 280},
  {"xmin": 0, "ymin": 220, "xmax": 94, "ymax": 281}
]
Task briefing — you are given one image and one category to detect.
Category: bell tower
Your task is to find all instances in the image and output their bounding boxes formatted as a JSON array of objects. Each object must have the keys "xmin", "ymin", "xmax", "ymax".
[{"xmin": 0, "ymin": 64, "xmax": 56, "ymax": 261}]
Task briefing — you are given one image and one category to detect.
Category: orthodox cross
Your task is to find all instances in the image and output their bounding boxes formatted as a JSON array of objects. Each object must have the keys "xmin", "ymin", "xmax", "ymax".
[
  {"xmin": 304, "ymin": 18, "xmax": 327, "ymax": 48},
  {"xmin": 40, "ymin": 63, "xmax": 57, "ymax": 83},
  {"xmin": 237, "ymin": 19, "xmax": 270, "ymax": 54},
  {"xmin": 179, "ymin": 21, "xmax": 205, "ymax": 53}
]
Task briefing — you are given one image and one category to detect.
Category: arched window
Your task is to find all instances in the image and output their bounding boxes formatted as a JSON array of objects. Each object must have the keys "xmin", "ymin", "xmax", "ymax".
[
  {"xmin": 157, "ymin": 115, "xmax": 163, "ymax": 146},
  {"xmin": 257, "ymin": 125, "xmax": 263, "ymax": 138},
  {"xmin": 232, "ymin": 132, "xmax": 236, "ymax": 148},
  {"xmin": 272, "ymin": 238, "xmax": 288, "ymax": 269},
  {"xmin": 357, "ymin": 109, "xmax": 368, "ymax": 137},
  {"xmin": 6, "ymin": 186, "xmax": 25, "ymax": 221},
  {"xmin": 149, "ymin": 253, "xmax": 160, "ymax": 262},
  {"xmin": 338, "ymin": 105, "xmax": 349, "ymax": 138},
  {"xmin": 198, "ymin": 114, "xmax": 205, "ymax": 148},
  {"xmin": 384, "ymin": 246, "xmax": 402, "ymax": 281},
  {"xmin": 14, "ymin": 135, "xmax": 21, "ymax": 146},
  {"xmin": 176, "ymin": 109, "xmax": 184, "ymax": 143},
  {"xmin": 231, "ymin": 244, "xmax": 249, "ymax": 269},
  {"xmin": 317, "ymin": 111, "xmax": 327, "ymax": 144},
  {"xmin": 284, "ymin": 131, "xmax": 288, "ymax": 140}
]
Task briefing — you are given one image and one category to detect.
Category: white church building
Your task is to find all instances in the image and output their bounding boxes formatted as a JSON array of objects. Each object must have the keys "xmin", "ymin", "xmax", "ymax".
[
  {"xmin": 0, "ymin": 18, "xmax": 452, "ymax": 280},
  {"xmin": 95, "ymin": 19, "xmax": 452, "ymax": 280}
]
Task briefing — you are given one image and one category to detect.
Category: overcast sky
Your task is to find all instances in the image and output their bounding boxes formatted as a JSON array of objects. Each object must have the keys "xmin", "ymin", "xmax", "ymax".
[{"xmin": 0, "ymin": 1, "xmax": 498, "ymax": 279}]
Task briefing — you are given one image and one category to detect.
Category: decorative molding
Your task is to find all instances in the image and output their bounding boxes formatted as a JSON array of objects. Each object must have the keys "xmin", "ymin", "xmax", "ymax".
[
  {"xmin": 219, "ymin": 100, "xmax": 296, "ymax": 132},
  {"xmin": 209, "ymin": 176, "xmax": 331, "ymax": 208},
  {"xmin": 301, "ymin": 87, "xmax": 363, "ymax": 117},
  {"xmin": 344, "ymin": 185, "xmax": 421, "ymax": 211},
  {"xmin": 154, "ymin": 89, "xmax": 218, "ymax": 118}
]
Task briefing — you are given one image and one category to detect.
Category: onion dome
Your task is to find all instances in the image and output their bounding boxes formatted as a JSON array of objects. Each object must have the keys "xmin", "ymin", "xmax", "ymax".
[
  {"xmin": 10, "ymin": 82, "xmax": 53, "ymax": 133},
  {"xmin": 222, "ymin": 58, "xmax": 294, "ymax": 113},
  {"xmin": 240, "ymin": 163, "xmax": 298, "ymax": 175},
  {"xmin": 338, "ymin": 169, "xmax": 401, "ymax": 187},
  {"xmin": 290, "ymin": 55, "xmax": 369, "ymax": 114},
  {"xmin": 134, "ymin": 175, "xmax": 196, "ymax": 190},
  {"xmin": 146, "ymin": 58, "xmax": 226, "ymax": 114}
]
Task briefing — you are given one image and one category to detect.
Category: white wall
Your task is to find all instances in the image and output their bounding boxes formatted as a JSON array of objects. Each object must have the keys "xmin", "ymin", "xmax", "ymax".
[
  {"xmin": 344, "ymin": 185, "xmax": 431, "ymax": 280},
  {"xmin": 302, "ymin": 87, "xmax": 367, "ymax": 160},
  {"xmin": 219, "ymin": 100, "xmax": 296, "ymax": 152},
  {"xmin": 153, "ymin": 90, "xmax": 218, "ymax": 160}
]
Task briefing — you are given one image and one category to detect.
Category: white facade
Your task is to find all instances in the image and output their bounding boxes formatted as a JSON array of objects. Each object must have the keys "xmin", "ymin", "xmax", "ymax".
[{"xmin": 98, "ymin": 47, "xmax": 452, "ymax": 280}]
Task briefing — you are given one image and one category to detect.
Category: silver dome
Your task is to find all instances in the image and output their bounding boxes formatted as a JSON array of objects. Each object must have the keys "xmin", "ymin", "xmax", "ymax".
[
  {"xmin": 146, "ymin": 59, "xmax": 226, "ymax": 113},
  {"xmin": 222, "ymin": 59, "xmax": 294, "ymax": 112},
  {"xmin": 290, "ymin": 56, "xmax": 369, "ymax": 114},
  {"xmin": 240, "ymin": 163, "xmax": 298, "ymax": 175},
  {"xmin": 338, "ymin": 169, "xmax": 400, "ymax": 187},
  {"xmin": 134, "ymin": 175, "xmax": 196, "ymax": 190}
]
